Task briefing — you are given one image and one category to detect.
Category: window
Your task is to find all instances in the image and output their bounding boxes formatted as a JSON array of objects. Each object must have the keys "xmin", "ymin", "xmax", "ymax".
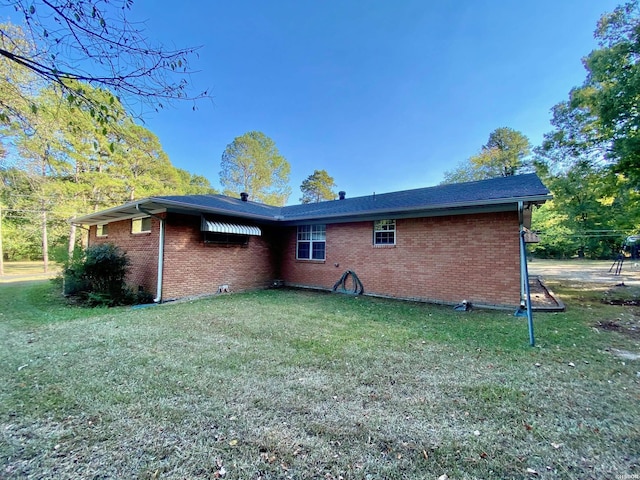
[
  {"xmin": 132, "ymin": 216, "xmax": 152, "ymax": 234},
  {"xmin": 374, "ymin": 219, "xmax": 396, "ymax": 245},
  {"xmin": 203, "ymin": 232, "xmax": 249, "ymax": 245},
  {"xmin": 96, "ymin": 224, "xmax": 108, "ymax": 237},
  {"xmin": 297, "ymin": 225, "xmax": 326, "ymax": 260}
]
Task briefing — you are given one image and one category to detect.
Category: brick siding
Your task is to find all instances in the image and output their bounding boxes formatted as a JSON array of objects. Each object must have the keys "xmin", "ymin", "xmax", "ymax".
[
  {"xmin": 280, "ymin": 211, "xmax": 521, "ymax": 307},
  {"xmin": 89, "ymin": 213, "xmax": 277, "ymax": 300},
  {"xmin": 89, "ymin": 216, "xmax": 160, "ymax": 297},
  {"xmin": 90, "ymin": 210, "xmax": 522, "ymax": 307},
  {"xmin": 161, "ymin": 214, "xmax": 276, "ymax": 300}
]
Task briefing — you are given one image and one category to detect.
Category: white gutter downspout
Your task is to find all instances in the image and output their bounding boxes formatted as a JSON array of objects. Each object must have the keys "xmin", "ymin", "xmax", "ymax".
[{"xmin": 136, "ymin": 205, "xmax": 165, "ymax": 303}]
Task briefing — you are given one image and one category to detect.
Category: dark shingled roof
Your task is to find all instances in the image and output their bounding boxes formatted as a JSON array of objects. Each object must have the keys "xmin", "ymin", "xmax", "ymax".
[
  {"xmin": 72, "ymin": 173, "xmax": 550, "ymax": 225},
  {"xmin": 279, "ymin": 173, "xmax": 550, "ymax": 221}
]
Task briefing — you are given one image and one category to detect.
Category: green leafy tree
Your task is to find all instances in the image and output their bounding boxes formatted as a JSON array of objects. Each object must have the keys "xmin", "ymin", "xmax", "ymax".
[
  {"xmin": 300, "ymin": 169, "xmax": 337, "ymax": 203},
  {"xmin": 219, "ymin": 131, "xmax": 291, "ymax": 206},
  {"xmin": 568, "ymin": 1, "xmax": 640, "ymax": 186},
  {"xmin": 442, "ymin": 127, "xmax": 531, "ymax": 184},
  {"xmin": 0, "ymin": 3, "xmax": 207, "ymax": 121},
  {"xmin": 0, "ymin": 80, "xmax": 215, "ymax": 263},
  {"xmin": 0, "ymin": 22, "xmax": 42, "ymax": 127},
  {"xmin": 539, "ymin": 162, "xmax": 618, "ymax": 258},
  {"xmin": 175, "ymin": 169, "xmax": 217, "ymax": 195}
]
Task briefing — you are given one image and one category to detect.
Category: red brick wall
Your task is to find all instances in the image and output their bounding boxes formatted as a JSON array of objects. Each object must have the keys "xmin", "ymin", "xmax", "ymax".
[
  {"xmin": 280, "ymin": 211, "xmax": 521, "ymax": 307},
  {"xmin": 89, "ymin": 216, "xmax": 160, "ymax": 297},
  {"xmin": 90, "ymin": 213, "xmax": 277, "ymax": 300},
  {"xmin": 161, "ymin": 214, "xmax": 276, "ymax": 300},
  {"xmin": 90, "ymin": 210, "xmax": 522, "ymax": 306}
]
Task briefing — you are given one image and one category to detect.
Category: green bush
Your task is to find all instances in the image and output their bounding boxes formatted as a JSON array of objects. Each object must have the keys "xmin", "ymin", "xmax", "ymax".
[{"xmin": 64, "ymin": 243, "xmax": 133, "ymax": 307}]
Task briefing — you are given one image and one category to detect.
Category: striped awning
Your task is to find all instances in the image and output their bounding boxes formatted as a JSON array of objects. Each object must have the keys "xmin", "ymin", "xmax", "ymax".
[{"xmin": 201, "ymin": 218, "xmax": 261, "ymax": 236}]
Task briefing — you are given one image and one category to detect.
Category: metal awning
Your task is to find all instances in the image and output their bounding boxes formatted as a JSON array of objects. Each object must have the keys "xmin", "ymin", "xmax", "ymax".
[{"xmin": 201, "ymin": 218, "xmax": 261, "ymax": 236}]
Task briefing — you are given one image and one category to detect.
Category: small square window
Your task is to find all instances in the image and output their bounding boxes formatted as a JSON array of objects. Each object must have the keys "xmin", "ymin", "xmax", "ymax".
[
  {"xmin": 96, "ymin": 224, "xmax": 108, "ymax": 237},
  {"xmin": 132, "ymin": 216, "xmax": 152, "ymax": 234},
  {"xmin": 374, "ymin": 220, "xmax": 395, "ymax": 245}
]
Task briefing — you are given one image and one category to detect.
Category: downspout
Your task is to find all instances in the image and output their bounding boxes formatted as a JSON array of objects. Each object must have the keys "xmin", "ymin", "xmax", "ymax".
[
  {"xmin": 518, "ymin": 201, "xmax": 535, "ymax": 347},
  {"xmin": 136, "ymin": 205, "xmax": 165, "ymax": 303}
]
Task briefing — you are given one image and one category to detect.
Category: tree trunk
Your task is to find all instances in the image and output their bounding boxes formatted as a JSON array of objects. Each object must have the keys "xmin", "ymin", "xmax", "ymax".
[{"xmin": 68, "ymin": 223, "xmax": 77, "ymax": 260}]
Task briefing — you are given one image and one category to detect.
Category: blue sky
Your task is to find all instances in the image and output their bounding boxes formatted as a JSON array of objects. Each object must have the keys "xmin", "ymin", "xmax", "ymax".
[{"xmin": 29, "ymin": 1, "xmax": 630, "ymax": 202}]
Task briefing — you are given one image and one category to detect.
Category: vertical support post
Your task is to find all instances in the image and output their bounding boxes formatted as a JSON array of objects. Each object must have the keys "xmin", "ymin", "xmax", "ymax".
[
  {"xmin": 521, "ymin": 227, "xmax": 535, "ymax": 347},
  {"xmin": 518, "ymin": 201, "xmax": 535, "ymax": 347}
]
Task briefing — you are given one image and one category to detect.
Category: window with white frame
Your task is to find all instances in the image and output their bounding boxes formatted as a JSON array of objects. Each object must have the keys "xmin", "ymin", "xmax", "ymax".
[
  {"xmin": 297, "ymin": 225, "xmax": 326, "ymax": 260},
  {"xmin": 373, "ymin": 219, "xmax": 396, "ymax": 245},
  {"xmin": 131, "ymin": 216, "xmax": 152, "ymax": 234},
  {"xmin": 96, "ymin": 223, "xmax": 108, "ymax": 237}
]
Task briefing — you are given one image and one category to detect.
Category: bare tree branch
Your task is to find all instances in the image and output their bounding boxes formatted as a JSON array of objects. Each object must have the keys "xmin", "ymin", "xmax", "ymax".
[{"xmin": 0, "ymin": 0, "xmax": 209, "ymax": 119}]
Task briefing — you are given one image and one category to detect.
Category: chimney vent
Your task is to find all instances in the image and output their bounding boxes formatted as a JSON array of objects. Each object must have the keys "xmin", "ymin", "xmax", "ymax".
[
  {"xmin": 338, "ymin": 191, "xmax": 346, "ymax": 200},
  {"xmin": 240, "ymin": 192, "xmax": 249, "ymax": 202}
]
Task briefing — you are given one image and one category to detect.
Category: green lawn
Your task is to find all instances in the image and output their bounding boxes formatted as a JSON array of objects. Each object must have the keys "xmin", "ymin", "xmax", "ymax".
[
  {"xmin": 1, "ymin": 281, "xmax": 639, "ymax": 479},
  {"xmin": 0, "ymin": 261, "xmax": 61, "ymax": 283}
]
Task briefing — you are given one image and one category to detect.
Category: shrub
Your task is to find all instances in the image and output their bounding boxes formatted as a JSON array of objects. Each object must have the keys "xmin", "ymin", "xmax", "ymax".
[{"xmin": 64, "ymin": 243, "xmax": 132, "ymax": 307}]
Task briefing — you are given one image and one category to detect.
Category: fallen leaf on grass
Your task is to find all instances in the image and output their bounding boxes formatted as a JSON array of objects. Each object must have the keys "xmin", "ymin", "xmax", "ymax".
[
  {"xmin": 228, "ymin": 439, "xmax": 238, "ymax": 446},
  {"xmin": 526, "ymin": 467, "xmax": 538, "ymax": 475}
]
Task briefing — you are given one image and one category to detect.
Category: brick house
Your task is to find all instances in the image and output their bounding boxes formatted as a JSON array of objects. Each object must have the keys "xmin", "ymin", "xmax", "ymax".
[{"xmin": 72, "ymin": 173, "xmax": 550, "ymax": 308}]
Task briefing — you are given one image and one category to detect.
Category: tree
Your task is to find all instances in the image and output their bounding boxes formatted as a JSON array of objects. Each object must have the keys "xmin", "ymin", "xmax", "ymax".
[
  {"xmin": 300, "ymin": 169, "xmax": 337, "ymax": 203},
  {"xmin": 442, "ymin": 127, "xmax": 531, "ymax": 184},
  {"xmin": 0, "ymin": 2, "xmax": 207, "ymax": 122},
  {"xmin": 0, "ymin": 79, "xmax": 216, "ymax": 263},
  {"xmin": 219, "ymin": 131, "xmax": 291, "ymax": 206},
  {"xmin": 568, "ymin": 1, "xmax": 640, "ymax": 186}
]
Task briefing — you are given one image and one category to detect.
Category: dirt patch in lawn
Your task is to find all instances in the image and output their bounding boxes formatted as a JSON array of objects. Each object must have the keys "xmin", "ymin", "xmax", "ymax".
[{"xmin": 529, "ymin": 277, "xmax": 564, "ymax": 311}]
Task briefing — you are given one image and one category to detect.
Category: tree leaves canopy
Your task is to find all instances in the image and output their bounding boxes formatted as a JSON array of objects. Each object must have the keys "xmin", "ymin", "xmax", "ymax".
[
  {"xmin": 0, "ymin": 2, "xmax": 207, "ymax": 121},
  {"xmin": 300, "ymin": 169, "xmax": 337, "ymax": 203},
  {"xmin": 569, "ymin": 0, "xmax": 640, "ymax": 185},
  {"xmin": 442, "ymin": 127, "xmax": 531, "ymax": 184},
  {"xmin": 219, "ymin": 131, "xmax": 291, "ymax": 206}
]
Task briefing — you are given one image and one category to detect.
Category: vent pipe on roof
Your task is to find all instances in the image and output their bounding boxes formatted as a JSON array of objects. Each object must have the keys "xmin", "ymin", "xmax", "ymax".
[
  {"xmin": 338, "ymin": 191, "xmax": 346, "ymax": 200},
  {"xmin": 240, "ymin": 192, "xmax": 249, "ymax": 202}
]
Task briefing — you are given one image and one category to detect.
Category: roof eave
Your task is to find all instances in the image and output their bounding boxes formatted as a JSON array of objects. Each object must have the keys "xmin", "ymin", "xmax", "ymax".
[
  {"xmin": 280, "ymin": 194, "xmax": 552, "ymax": 224},
  {"xmin": 71, "ymin": 192, "xmax": 551, "ymax": 226},
  {"xmin": 71, "ymin": 197, "xmax": 284, "ymax": 226}
]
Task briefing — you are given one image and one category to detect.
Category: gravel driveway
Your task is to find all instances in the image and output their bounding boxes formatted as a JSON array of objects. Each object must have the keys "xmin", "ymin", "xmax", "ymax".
[{"xmin": 528, "ymin": 259, "xmax": 640, "ymax": 286}]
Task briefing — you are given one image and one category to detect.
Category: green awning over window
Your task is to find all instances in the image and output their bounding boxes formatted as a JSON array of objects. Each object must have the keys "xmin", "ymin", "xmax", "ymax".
[{"xmin": 201, "ymin": 218, "xmax": 261, "ymax": 236}]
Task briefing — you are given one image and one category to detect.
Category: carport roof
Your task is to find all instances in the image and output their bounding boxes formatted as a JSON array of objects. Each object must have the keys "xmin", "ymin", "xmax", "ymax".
[{"xmin": 72, "ymin": 173, "xmax": 551, "ymax": 226}]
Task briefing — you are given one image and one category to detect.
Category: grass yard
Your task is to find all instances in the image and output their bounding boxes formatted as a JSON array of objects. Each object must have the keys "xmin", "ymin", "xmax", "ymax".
[
  {"xmin": 0, "ymin": 261, "xmax": 60, "ymax": 283},
  {"xmin": 1, "ymin": 281, "xmax": 639, "ymax": 479}
]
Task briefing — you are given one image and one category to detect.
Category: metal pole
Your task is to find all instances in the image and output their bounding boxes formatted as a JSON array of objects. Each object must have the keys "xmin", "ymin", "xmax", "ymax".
[{"xmin": 521, "ymin": 228, "xmax": 535, "ymax": 347}]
